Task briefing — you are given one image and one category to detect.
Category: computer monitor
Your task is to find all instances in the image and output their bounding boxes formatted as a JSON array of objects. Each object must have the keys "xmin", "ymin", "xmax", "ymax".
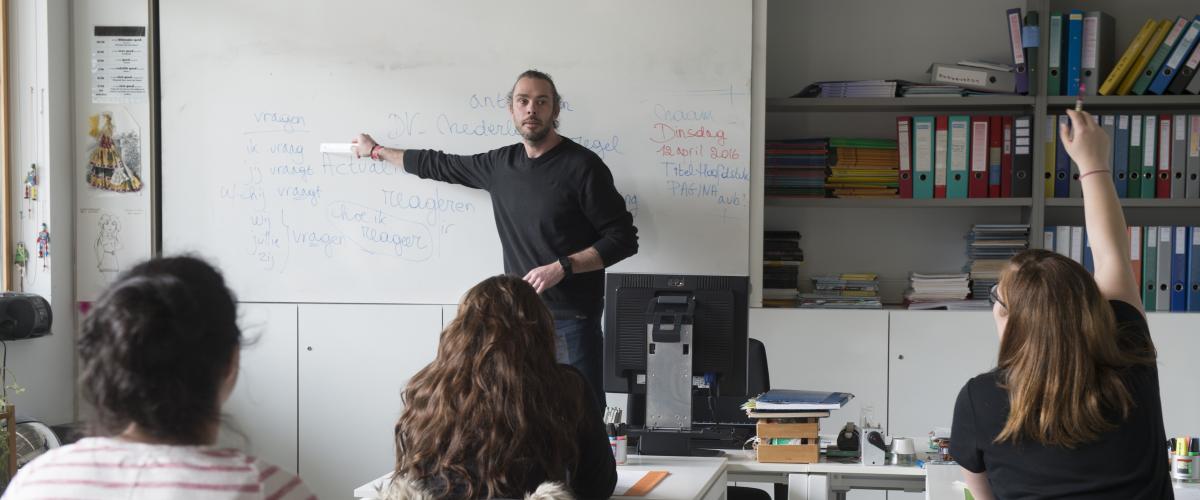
[{"xmin": 602, "ymin": 273, "xmax": 749, "ymax": 399}]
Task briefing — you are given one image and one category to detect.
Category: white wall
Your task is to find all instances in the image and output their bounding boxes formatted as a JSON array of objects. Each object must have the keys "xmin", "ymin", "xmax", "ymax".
[{"xmin": 4, "ymin": 0, "xmax": 77, "ymax": 426}]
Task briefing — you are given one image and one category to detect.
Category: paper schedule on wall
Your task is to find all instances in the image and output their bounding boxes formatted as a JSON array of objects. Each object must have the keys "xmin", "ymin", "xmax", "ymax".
[{"xmin": 92, "ymin": 26, "xmax": 147, "ymax": 104}]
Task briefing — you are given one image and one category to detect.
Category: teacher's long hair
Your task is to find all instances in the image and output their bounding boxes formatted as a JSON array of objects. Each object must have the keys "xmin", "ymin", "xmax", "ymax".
[
  {"xmin": 994, "ymin": 249, "xmax": 1154, "ymax": 448},
  {"xmin": 394, "ymin": 275, "xmax": 585, "ymax": 499}
]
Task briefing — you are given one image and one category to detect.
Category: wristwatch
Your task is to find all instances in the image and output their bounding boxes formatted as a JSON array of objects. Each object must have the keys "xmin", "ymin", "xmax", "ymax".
[{"xmin": 558, "ymin": 256, "xmax": 573, "ymax": 278}]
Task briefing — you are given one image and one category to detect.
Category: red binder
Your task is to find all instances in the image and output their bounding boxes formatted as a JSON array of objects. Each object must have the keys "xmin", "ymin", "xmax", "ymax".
[
  {"xmin": 969, "ymin": 116, "xmax": 989, "ymax": 197},
  {"xmin": 897, "ymin": 116, "xmax": 913, "ymax": 198},
  {"xmin": 989, "ymin": 116, "xmax": 1003, "ymax": 197},
  {"xmin": 1157, "ymin": 114, "xmax": 1172, "ymax": 198},
  {"xmin": 935, "ymin": 116, "xmax": 949, "ymax": 198},
  {"xmin": 1001, "ymin": 116, "xmax": 1014, "ymax": 197}
]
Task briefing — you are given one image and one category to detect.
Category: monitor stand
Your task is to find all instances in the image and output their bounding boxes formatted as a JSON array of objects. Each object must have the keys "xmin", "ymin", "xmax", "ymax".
[{"xmin": 629, "ymin": 428, "xmax": 723, "ymax": 457}]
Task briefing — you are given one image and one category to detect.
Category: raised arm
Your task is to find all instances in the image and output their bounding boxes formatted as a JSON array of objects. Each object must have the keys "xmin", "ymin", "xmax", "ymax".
[
  {"xmin": 1060, "ymin": 110, "xmax": 1142, "ymax": 311},
  {"xmin": 354, "ymin": 133, "xmax": 493, "ymax": 189}
]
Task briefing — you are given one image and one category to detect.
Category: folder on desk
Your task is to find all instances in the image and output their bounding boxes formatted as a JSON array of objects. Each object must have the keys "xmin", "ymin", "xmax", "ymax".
[
  {"xmin": 1129, "ymin": 115, "xmax": 1144, "ymax": 197},
  {"xmin": 1066, "ymin": 11, "xmax": 1084, "ymax": 95},
  {"xmin": 755, "ymin": 390, "xmax": 853, "ymax": 411},
  {"xmin": 990, "ymin": 116, "xmax": 1004, "ymax": 197},
  {"xmin": 1082, "ymin": 12, "xmax": 1114, "ymax": 96},
  {"xmin": 1114, "ymin": 115, "xmax": 1131, "ymax": 197},
  {"xmin": 1055, "ymin": 115, "xmax": 1070, "ymax": 198},
  {"xmin": 1102, "ymin": 19, "xmax": 1158, "ymax": 95},
  {"xmin": 948, "ymin": 115, "xmax": 970, "ymax": 199},
  {"xmin": 970, "ymin": 116, "xmax": 989, "ymax": 197},
  {"xmin": 935, "ymin": 116, "xmax": 949, "ymax": 198},
  {"xmin": 1166, "ymin": 37, "xmax": 1200, "ymax": 94},
  {"xmin": 898, "ymin": 117, "xmax": 913, "ymax": 199},
  {"xmin": 913, "ymin": 116, "xmax": 934, "ymax": 199},
  {"xmin": 1121, "ymin": 20, "xmax": 1174, "ymax": 95},
  {"xmin": 1048, "ymin": 12, "xmax": 1065, "ymax": 95},
  {"xmin": 1156, "ymin": 226, "xmax": 1172, "ymax": 311},
  {"xmin": 1002, "ymin": 116, "xmax": 1014, "ymax": 197},
  {"xmin": 1149, "ymin": 16, "xmax": 1200, "ymax": 95},
  {"xmin": 1133, "ymin": 17, "xmax": 1189, "ymax": 95},
  {"xmin": 1157, "ymin": 115, "xmax": 1172, "ymax": 198},
  {"xmin": 1056, "ymin": 226, "xmax": 1072, "ymax": 258},
  {"xmin": 1143, "ymin": 115, "xmax": 1158, "ymax": 199},
  {"xmin": 1189, "ymin": 116, "xmax": 1200, "ymax": 197},
  {"xmin": 1143, "ymin": 226, "xmax": 1158, "ymax": 310},
  {"xmin": 1008, "ymin": 8, "xmax": 1029, "ymax": 94},
  {"xmin": 1012, "ymin": 116, "xmax": 1032, "ymax": 197},
  {"xmin": 1172, "ymin": 226, "xmax": 1187, "ymax": 311},
  {"xmin": 1189, "ymin": 227, "xmax": 1200, "ymax": 311},
  {"xmin": 1130, "ymin": 226, "xmax": 1143, "ymax": 289},
  {"xmin": 1173, "ymin": 114, "xmax": 1187, "ymax": 198}
]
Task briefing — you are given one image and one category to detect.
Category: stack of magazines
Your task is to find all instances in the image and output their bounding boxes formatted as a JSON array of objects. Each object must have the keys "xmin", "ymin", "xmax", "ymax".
[
  {"xmin": 800, "ymin": 273, "xmax": 882, "ymax": 309},
  {"xmin": 967, "ymin": 224, "xmax": 1030, "ymax": 301}
]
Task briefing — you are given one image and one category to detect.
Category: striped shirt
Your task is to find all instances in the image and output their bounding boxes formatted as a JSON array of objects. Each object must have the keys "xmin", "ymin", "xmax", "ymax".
[{"xmin": 2, "ymin": 437, "xmax": 316, "ymax": 500}]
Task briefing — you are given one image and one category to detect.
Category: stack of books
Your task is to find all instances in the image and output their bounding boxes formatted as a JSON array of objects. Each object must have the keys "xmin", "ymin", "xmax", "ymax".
[
  {"xmin": 800, "ymin": 273, "xmax": 882, "ymax": 309},
  {"xmin": 967, "ymin": 224, "xmax": 1030, "ymax": 301},
  {"xmin": 742, "ymin": 389, "xmax": 853, "ymax": 464},
  {"xmin": 762, "ymin": 231, "xmax": 803, "ymax": 308},
  {"xmin": 904, "ymin": 272, "xmax": 982, "ymax": 310},
  {"xmin": 794, "ymin": 80, "xmax": 902, "ymax": 98},
  {"xmin": 766, "ymin": 139, "xmax": 828, "ymax": 198},
  {"xmin": 825, "ymin": 138, "xmax": 899, "ymax": 198}
]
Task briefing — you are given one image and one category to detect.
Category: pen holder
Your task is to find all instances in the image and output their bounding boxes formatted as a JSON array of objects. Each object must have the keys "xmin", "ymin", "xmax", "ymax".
[
  {"xmin": 1172, "ymin": 454, "xmax": 1199, "ymax": 482},
  {"xmin": 610, "ymin": 436, "xmax": 628, "ymax": 465}
]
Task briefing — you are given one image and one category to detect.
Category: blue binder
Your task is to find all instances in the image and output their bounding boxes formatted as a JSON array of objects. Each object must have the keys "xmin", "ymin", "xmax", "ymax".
[
  {"xmin": 1173, "ymin": 226, "xmax": 1188, "ymax": 311},
  {"xmin": 1066, "ymin": 10, "xmax": 1084, "ymax": 95},
  {"xmin": 1189, "ymin": 226, "xmax": 1200, "ymax": 311},
  {"xmin": 1055, "ymin": 115, "xmax": 1071, "ymax": 197},
  {"xmin": 1149, "ymin": 16, "xmax": 1200, "ymax": 95},
  {"xmin": 1113, "ymin": 115, "xmax": 1130, "ymax": 197},
  {"xmin": 1083, "ymin": 230, "xmax": 1094, "ymax": 275}
]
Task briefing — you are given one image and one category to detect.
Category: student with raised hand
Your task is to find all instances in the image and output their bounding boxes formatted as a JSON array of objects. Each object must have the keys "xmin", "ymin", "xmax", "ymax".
[
  {"xmin": 3, "ymin": 256, "xmax": 316, "ymax": 500},
  {"xmin": 951, "ymin": 109, "xmax": 1170, "ymax": 499},
  {"xmin": 389, "ymin": 275, "xmax": 616, "ymax": 500}
]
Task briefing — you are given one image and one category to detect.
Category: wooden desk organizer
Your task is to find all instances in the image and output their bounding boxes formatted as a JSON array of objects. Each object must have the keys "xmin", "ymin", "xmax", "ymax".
[{"xmin": 755, "ymin": 417, "xmax": 820, "ymax": 463}]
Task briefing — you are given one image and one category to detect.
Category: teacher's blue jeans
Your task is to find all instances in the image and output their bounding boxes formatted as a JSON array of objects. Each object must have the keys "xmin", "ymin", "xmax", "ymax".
[{"xmin": 554, "ymin": 316, "xmax": 605, "ymax": 412}]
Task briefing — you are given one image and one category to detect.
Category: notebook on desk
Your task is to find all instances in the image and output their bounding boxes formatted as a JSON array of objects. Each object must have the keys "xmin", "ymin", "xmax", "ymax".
[
  {"xmin": 613, "ymin": 470, "xmax": 669, "ymax": 497},
  {"xmin": 753, "ymin": 389, "xmax": 854, "ymax": 411}
]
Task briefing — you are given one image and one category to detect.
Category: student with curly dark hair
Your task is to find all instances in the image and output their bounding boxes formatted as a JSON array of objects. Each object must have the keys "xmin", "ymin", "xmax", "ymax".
[
  {"xmin": 3, "ymin": 256, "xmax": 315, "ymax": 500},
  {"xmin": 391, "ymin": 275, "xmax": 616, "ymax": 499}
]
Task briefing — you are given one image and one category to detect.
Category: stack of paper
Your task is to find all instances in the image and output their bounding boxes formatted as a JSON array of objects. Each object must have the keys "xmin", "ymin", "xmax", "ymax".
[
  {"xmin": 825, "ymin": 138, "xmax": 899, "ymax": 198},
  {"xmin": 794, "ymin": 80, "xmax": 902, "ymax": 98},
  {"xmin": 766, "ymin": 139, "xmax": 828, "ymax": 198},
  {"xmin": 748, "ymin": 389, "xmax": 854, "ymax": 411},
  {"xmin": 800, "ymin": 274, "xmax": 882, "ymax": 309},
  {"xmin": 763, "ymin": 231, "xmax": 803, "ymax": 308},
  {"xmin": 967, "ymin": 224, "xmax": 1030, "ymax": 300},
  {"xmin": 905, "ymin": 272, "xmax": 977, "ymax": 310}
]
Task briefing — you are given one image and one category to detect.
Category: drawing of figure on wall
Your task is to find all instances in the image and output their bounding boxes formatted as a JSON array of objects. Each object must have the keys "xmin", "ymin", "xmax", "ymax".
[
  {"xmin": 95, "ymin": 213, "xmax": 123, "ymax": 281},
  {"xmin": 13, "ymin": 242, "xmax": 28, "ymax": 292},
  {"xmin": 23, "ymin": 163, "xmax": 38, "ymax": 217},
  {"xmin": 36, "ymin": 223, "xmax": 51, "ymax": 269},
  {"xmin": 87, "ymin": 112, "xmax": 143, "ymax": 192}
]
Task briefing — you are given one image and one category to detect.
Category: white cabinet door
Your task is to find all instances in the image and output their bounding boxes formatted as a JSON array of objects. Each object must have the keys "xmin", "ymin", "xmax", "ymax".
[
  {"xmin": 887, "ymin": 311, "xmax": 999, "ymax": 442},
  {"xmin": 1149, "ymin": 313, "xmax": 1200, "ymax": 438},
  {"xmin": 750, "ymin": 308, "xmax": 890, "ymax": 440},
  {"xmin": 219, "ymin": 303, "xmax": 299, "ymax": 471},
  {"xmin": 298, "ymin": 304, "xmax": 442, "ymax": 500}
]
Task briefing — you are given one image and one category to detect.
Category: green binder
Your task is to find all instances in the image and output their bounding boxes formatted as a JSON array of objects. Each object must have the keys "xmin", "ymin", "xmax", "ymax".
[
  {"xmin": 1132, "ymin": 17, "xmax": 1187, "ymax": 95},
  {"xmin": 1128, "ymin": 115, "xmax": 1143, "ymax": 198},
  {"xmin": 1143, "ymin": 226, "xmax": 1157, "ymax": 310},
  {"xmin": 1048, "ymin": 12, "xmax": 1064, "ymax": 96}
]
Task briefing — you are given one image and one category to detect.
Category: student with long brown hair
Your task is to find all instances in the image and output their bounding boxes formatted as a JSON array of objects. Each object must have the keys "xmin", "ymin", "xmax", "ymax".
[
  {"xmin": 392, "ymin": 275, "xmax": 616, "ymax": 499},
  {"xmin": 951, "ymin": 109, "xmax": 1170, "ymax": 499}
]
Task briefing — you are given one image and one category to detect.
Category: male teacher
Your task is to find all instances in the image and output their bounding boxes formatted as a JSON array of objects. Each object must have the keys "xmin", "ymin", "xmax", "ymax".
[{"xmin": 354, "ymin": 70, "xmax": 638, "ymax": 408}]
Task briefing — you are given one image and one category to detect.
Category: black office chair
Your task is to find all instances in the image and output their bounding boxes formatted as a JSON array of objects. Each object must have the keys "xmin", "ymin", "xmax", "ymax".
[{"xmin": 727, "ymin": 338, "xmax": 772, "ymax": 500}]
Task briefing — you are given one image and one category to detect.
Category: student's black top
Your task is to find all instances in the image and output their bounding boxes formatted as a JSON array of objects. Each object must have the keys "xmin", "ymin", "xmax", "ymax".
[
  {"xmin": 415, "ymin": 365, "xmax": 617, "ymax": 499},
  {"xmin": 951, "ymin": 300, "xmax": 1172, "ymax": 500},
  {"xmin": 404, "ymin": 138, "xmax": 638, "ymax": 319}
]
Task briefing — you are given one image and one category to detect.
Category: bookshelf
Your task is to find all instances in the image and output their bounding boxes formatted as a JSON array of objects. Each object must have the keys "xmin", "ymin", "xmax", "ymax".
[{"xmin": 755, "ymin": 0, "xmax": 1200, "ymax": 306}]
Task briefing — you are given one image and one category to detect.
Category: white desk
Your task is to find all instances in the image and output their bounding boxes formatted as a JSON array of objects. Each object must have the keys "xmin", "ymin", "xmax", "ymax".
[
  {"xmin": 723, "ymin": 450, "xmax": 926, "ymax": 500},
  {"xmin": 352, "ymin": 455, "xmax": 728, "ymax": 500}
]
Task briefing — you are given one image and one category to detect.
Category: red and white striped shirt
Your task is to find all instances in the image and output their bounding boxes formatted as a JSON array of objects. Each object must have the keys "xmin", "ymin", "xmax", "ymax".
[{"xmin": 2, "ymin": 437, "xmax": 316, "ymax": 500}]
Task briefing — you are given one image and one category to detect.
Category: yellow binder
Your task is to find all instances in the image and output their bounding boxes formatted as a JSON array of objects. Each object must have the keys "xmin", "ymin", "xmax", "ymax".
[
  {"xmin": 1099, "ymin": 19, "xmax": 1158, "ymax": 95},
  {"xmin": 1117, "ymin": 20, "xmax": 1172, "ymax": 95}
]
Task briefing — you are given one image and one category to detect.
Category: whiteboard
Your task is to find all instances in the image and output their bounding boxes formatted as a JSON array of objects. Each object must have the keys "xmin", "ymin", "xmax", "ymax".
[{"xmin": 160, "ymin": 0, "xmax": 752, "ymax": 303}]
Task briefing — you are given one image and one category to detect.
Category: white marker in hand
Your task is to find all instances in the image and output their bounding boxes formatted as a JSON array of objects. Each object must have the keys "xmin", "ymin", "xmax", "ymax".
[{"xmin": 319, "ymin": 143, "xmax": 356, "ymax": 155}]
